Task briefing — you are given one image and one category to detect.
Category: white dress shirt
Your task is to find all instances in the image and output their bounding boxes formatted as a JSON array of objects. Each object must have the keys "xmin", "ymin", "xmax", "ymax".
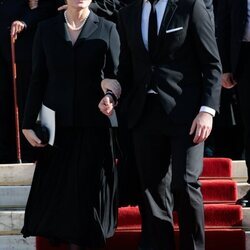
[
  {"xmin": 141, "ymin": 0, "xmax": 215, "ymax": 116},
  {"xmin": 243, "ymin": 0, "xmax": 250, "ymax": 41}
]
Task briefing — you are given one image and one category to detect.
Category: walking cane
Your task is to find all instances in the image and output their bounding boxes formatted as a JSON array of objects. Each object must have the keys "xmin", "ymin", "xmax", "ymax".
[{"xmin": 10, "ymin": 34, "xmax": 22, "ymax": 163}]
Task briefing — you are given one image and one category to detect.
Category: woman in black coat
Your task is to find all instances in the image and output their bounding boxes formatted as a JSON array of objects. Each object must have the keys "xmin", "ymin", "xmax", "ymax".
[{"xmin": 21, "ymin": 0, "xmax": 120, "ymax": 249}]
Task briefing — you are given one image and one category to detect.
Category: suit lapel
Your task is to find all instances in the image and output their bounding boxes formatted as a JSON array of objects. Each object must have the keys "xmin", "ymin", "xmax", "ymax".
[
  {"xmin": 53, "ymin": 13, "xmax": 72, "ymax": 45},
  {"xmin": 158, "ymin": 0, "xmax": 178, "ymax": 41},
  {"xmin": 74, "ymin": 11, "xmax": 99, "ymax": 46},
  {"xmin": 52, "ymin": 11, "xmax": 99, "ymax": 46}
]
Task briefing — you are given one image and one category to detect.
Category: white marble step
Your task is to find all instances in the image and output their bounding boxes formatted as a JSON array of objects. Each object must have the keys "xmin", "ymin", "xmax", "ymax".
[
  {"xmin": 232, "ymin": 160, "xmax": 248, "ymax": 183},
  {"xmin": 0, "ymin": 164, "xmax": 35, "ymax": 186},
  {"xmin": 0, "ymin": 160, "xmax": 248, "ymax": 186},
  {"xmin": 243, "ymin": 208, "xmax": 250, "ymax": 230},
  {"xmin": 0, "ymin": 210, "xmax": 24, "ymax": 235},
  {"xmin": 0, "ymin": 208, "xmax": 249, "ymax": 235},
  {"xmin": 0, "ymin": 186, "xmax": 30, "ymax": 208},
  {"xmin": 0, "ymin": 182, "xmax": 248, "ymax": 208},
  {"xmin": 246, "ymin": 231, "xmax": 250, "ymax": 250},
  {"xmin": 0, "ymin": 235, "xmax": 35, "ymax": 250},
  {"xmin": 237, "ymin": 183, "xmax": 250, "ymax": 200}
]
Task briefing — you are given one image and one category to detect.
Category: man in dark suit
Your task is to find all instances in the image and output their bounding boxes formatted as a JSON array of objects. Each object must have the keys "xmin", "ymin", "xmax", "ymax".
[
  {"xmin": 99, "ymin": 0, "xmax": 221, "ymax": 249},
  {"xmin": 217, "ymin": 0, "xmax": 250, "ymax": 207},
  {"xmin": 0, "ymin": 0, "xmax": 57, "ymax": 163}
]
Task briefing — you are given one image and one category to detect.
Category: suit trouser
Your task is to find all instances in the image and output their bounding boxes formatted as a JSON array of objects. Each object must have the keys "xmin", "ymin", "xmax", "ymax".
[
  {"xmin": 237, "ymin": 42, "xmax": 250, "ymax": 183},
  {"xmin": 0, "ymin": 51, "xmax": 33, "ymax": 162},
  {"xmin": 132, "ymin": 95, "xmax": 205, "ymax": 250}
]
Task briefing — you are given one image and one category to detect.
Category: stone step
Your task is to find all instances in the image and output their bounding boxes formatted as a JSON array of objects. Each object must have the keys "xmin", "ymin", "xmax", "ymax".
[
  {"xmin": 232, "ymin": 160, "xmax": 248, "ymax": 183},
  {"xmin": 243, "ymin": 208, "xmax": 250, "ymax": 230},
  {"xmin": 0, "ymin": 186, "xmax": 30, "ymax": 208},
  {"xmin": 0, "ymin": 164, "xmax": 35, "ymax": 186},
  {"xmin": 0, "ymin": 208, "xmax": 249, "ymax": 235},
  {"xmin": 237, "ymin": 183, "xmax": 250, "ymax": 200},
  {"xmin": 0, "ymin": 210, "xmax": 24, "ymax": 235},
  {"xmin": 0, "ymin": 160, "xmax": 248, "ymax": 186},
  {"xmin": 0, "ymin": 235, "xmax": 35, "ymax": 250},
  {"xmin": 246, "ymin": 231, "xmax": 250, "ymax": 250},
  {"xmin": 1, "ymin": 182, "xmax": 248, "ymax": 209}
]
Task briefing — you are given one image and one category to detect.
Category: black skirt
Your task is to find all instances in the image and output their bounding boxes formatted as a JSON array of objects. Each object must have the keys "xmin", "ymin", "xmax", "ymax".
[{"xmin": 21, "ymin": 127, "xmax": 118, "ymax": 248}]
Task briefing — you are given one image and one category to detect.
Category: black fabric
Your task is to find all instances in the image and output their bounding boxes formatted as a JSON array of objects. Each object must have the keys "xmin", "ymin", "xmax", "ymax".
[
  {"xmin": 217, "ymin": 0, "xmax": 250, "ymax": 181},
  {"xmin": 132, "ymin": 96, "xmax": 205, "ymax": 250},
  {"xmin": 148, "ymin": 1, "xmax": 158, "ymax": 60},
  {"xmin": 33, "ymin": 122, "xmax": 50, "ymax": 144},
  {"xmin": 236, "ymin": 43, "xmax": 250, "ymax": 183},
  {"xmin": 22, "ymin": 12, "xmax": 120, "ymax": 129},
  {"xmin": 117, "ymin": 0, "xmax": 221, "ymax": 129},
  {"xmin": 0, "ymin": 0, "xmax": 56, "ymax": 163},
  {"xmin": 22, "ymin": 127, "xmax": 117, "ymax": 248},
  {"xmin": 116, "ymin": 0, "xmax": 221, "ymax": 249}
]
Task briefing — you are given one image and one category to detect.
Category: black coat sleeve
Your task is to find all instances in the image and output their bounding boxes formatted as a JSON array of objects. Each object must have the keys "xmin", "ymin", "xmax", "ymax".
[
  {"xmin": 216, "ymin": 0, "xmax": 232, "ymax": 73},
  {"xmin": 21, "ymin": 0, "xmax": 58, "ymax": 28},
  {"xmin": 103, "ymin": 23, "xmax": 120, "ymax": 78},
  {"xmin": 191, "ymin": 0, "xmax": 222, "ymax": 112},
  {"xmin": 116, "ymin": 11, "xmax": 134, "ymax": 98},
  {"xmin": 22, "ymin": 24, "xmax": 48, "ymax": 129}
]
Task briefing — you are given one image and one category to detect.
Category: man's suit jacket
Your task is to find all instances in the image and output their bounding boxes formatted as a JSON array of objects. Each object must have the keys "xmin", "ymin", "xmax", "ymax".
[
  {"xmin": 22, "ymin": 11, "xmax": 120, "ymax": 129},
  {"xmin": 117, "ymin": 0, "xmax": 221, "ymax": 129},
  {"xmin": 217, "ymin": 0, "xmax": 248, "ymax": 74},
  {"xmin": 0, "ymin": 0, "xmax": 55, "ymax": 62}
]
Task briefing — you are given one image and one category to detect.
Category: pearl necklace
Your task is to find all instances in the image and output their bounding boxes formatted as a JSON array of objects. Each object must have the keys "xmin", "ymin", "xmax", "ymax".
[{"xmin": 64, "ymin": 11, "xmax": 88, "ymax": 31}]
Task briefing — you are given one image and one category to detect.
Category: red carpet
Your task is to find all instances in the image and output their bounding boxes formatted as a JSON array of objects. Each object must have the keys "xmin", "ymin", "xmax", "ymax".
[
  {"xmin": 118, "ymin": 204, "xmax": 243, "ymax": 229},
  {"xmin": 37, "ymin": 229, "xmax": 246, "ymax": 250},
  {"xmin": 36, "ymin": 158, "xmax": 246, "ymax": 250},
  {"xmin": 201, "ymin": 179, "xmax": 237, "ymax": 202},
  {"xmin": 201, "ymin": 158, "xmax": 232, "ymax": 178}
]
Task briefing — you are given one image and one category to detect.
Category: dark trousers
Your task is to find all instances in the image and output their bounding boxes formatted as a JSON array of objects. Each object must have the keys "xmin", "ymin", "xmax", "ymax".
[
  {"xmin": 237, "ymin": 42, "xmax": 250, "ymax": 183},
  {"xmin": 0, "ymin": 51, "xmax": 33, "ymax": 163},
  {"xmin": 132, "ymin": 95, "xmax": 205, "ymax": 250}
]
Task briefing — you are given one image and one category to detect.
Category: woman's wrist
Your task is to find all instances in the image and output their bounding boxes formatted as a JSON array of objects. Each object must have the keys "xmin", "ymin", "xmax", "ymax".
[{"xmin": 105, "ymin": 89, "xmax": 118, "ymax": 105}]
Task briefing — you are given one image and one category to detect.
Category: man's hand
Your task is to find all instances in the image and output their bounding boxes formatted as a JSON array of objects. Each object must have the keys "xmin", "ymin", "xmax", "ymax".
[
  {"xmin": 101, "ymin": 79, "xmax": 121, "ymax": 99},
  {"xmin": 221, "ymin": 73, "xmax": 237, "ymax": 89},
  {"xmin": 98, "ymin": 95, "xmax": 115, "ymax": 116},
  {"xmin": 22, "ymin": 129, "xmax": 46, "ymax": 147},
  {"xmin": 189, "ymin": 112, "xmax": 213, "ymax": 144},
  {"xmin": 11, "ymin": 21, "xmax": 26, "ymax": 40}
]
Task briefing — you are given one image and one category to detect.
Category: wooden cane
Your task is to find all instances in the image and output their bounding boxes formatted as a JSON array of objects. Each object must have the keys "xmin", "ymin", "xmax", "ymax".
[{"xmin": 10, "ymin": 35, "xmax": 22, "ymax": 163}]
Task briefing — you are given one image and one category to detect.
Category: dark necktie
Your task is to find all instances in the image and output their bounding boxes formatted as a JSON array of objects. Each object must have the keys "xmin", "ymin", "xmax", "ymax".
[{"xmin": 148, "ymin": 0, "xmax": 158, "ymax": 57}]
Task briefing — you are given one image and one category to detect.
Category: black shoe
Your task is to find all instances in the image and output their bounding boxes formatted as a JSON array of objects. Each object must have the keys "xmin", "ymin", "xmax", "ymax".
[{"xmin": 236, "ymin": 189, "xmax": 250, "ymax": 207}]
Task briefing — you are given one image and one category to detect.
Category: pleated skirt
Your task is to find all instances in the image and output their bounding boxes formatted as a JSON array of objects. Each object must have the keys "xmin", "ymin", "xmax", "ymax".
[{"xmin": 21, "ymin": 127, "xmax": 118, "ymax": 248}]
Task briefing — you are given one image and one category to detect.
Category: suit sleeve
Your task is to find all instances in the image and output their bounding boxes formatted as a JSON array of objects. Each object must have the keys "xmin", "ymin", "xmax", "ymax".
[
  {"xmin": 21, "ymin": 0, "xmax": 57, "ymax": 29},
  {"xmin": 103, "ymin": 23, "xmax": 120, "ymax": 78},
  {"xmin": 22, "ymin": 25, "xmax": 48, "ymax": 129},
  {"xmin": 216, "ymin": 0, "xmax": 232, "ymax": 73},
  {"xmin": 117, "ymin": 11, "xmax": 134, "ymax": 98},
  {"xmin": 191, "ymin": 0, "xmax": 222, "ymax": 112}
]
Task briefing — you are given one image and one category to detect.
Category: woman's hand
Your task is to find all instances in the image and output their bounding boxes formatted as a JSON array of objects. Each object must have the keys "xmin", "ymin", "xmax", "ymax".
[
  {"xmin": 98, "ymin": 95, "xmax": 115, "ymax": 116},
  {"xmin": 101, "ymin": 79, "xmax": 121, "ymax": 99},
  {"xmin": 22, "ymin": 129, "xmax": 46, "ymax": 147}
]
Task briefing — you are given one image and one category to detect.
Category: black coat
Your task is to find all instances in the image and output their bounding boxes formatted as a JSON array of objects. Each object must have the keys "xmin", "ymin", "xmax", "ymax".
[
  {"xmin": 216, "ymin": 0, "xmax": 248, "ymax": 74},
  {"xmin": 117, "ymin": 0, "xmax": 222, "ymax": 129},
  {"xmin": 0, "ymin": 0, "xmax": 55, "ymax": 62},
  {"xmin": 22, "ymin": 11, "xmax": 120, "ymax": 129}
]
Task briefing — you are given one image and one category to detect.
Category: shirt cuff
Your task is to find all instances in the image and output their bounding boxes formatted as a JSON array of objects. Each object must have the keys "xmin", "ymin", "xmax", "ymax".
[{"xmin": 199, "ymin": 106, "xmax": 216, "ymax": 117}]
